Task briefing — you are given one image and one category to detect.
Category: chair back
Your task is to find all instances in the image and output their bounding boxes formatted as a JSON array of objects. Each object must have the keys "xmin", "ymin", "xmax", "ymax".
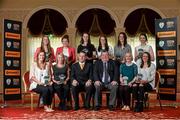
[
  {"xmin": 154, "ymin": 71, "xmax": 161, "ymax": 92},
  {"xmin": 22, "ymin": 71, "xmax": 30, "ymax": 92}
]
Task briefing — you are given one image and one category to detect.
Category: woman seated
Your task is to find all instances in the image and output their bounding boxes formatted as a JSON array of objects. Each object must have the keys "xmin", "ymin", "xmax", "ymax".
[
  {"xmin": 132, "ymin": 52, "xmax": 156, "ymax": 112},
  {"xmin": 119, "ymin": 52, "xmax": 137, "ymax": 111},
  {"xmin": 51, "ymin": 53, "xmax": 70, "ymax": 110},
  {"xmin": 29, "ymin": 50, "xmax": 54, "ymax": 112}
]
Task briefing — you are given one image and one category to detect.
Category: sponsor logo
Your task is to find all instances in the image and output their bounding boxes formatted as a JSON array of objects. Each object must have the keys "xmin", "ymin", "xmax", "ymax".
[
  {"xmin": 158, "ymin": 50, "xmax": 176, "ymax": 56},
  {"xmin": 166, "ymin": 21, "xmax": 175, "ymax": 28},
  {"xmin": 6, "ymin": 41, "xmax": 12, "ymax": 48},
  {"xmin": 5, "ymin": 88, "xmax": 21, "ymax": 95},
  {"xmin": 7, "ymin": 23, "xmax": 12, "ymax": 29},
  {"xmin": 160, "ymin": 78, "xmax": 165, "ymax": 84},
  {"xmin": 5, "ymin": 70, "xmax": 20, "ymax": 76},
  {"xmin": 159, "ymin": 59, "xmax": 165, "ymax": 66},
  {"xmin": 13, "ymin": 42, "xmax": 20, "ymax": 49},
  {"xmin": 159, "ymin": 22, "xmax": 165, "ymax": 29},
  {"xmin": 159, "ymin": 88, "xmax": 176, "ymax": 94},
  {"xmin": 5, "ymin": 51, "xmax": 20, "ymax": 58},
  {"xmin": 5, "ymin": 32, "xmax": 21, "ymax": 40},
  {"xmin": 13, "ymin": 60, "xmax": 20, "ymax": 67},
  {"xmin": 6, "ymin": 60, "xmax": 12, "ymax": 67},
  {"xmin": 13, "ymin": 24, "xmax": 20, "ymax": 31},
  {"xmin": 6, "ymin": 78, "xmax": 11, "ymax": 85},
  {"xmin": 157, "ymin": 31, "xmax": 176, "ymax": 38},
  {"xmin": 167, "ymin": 40, "xmax": 175, "ymax": 47},
  {"xmin": 167, "ymin": 59, "xmax": 175, "ymax": 67},
  {"xmin": 158, "ymin": 69, "xmax": 176, "ymax": 75},
  {"xmin": 159, "ymin": 40, "xmax": 165, "ymax": 47},
  {"xmin": 13, "ymin": 78, "xmax": 20, "ymax": 85},
  {"xmin": 167, "ymin": 78, "xmax": 175, "ymax": 85}
]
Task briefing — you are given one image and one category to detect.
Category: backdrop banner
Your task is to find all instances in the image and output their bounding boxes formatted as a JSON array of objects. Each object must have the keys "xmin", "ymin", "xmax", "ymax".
[
  {"xmin": 3, "ymin": 19, "xmax": 22, "ymax": 100},
  {"xmin": 155, "ymin": 17, "xmax": 177, "ymax": 100}
]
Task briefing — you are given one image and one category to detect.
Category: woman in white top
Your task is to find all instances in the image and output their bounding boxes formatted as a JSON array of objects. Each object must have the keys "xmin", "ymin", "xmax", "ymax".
[
  {"xmin": 134, "ymin": 33, "xmax": 154, "ymax": 66},
  {"xmin": 96, "ymin": 35, "xmax": 114, "ymax": 59},
  {"xmin": 132, "ymin": 52, "xmax": 156, "ymax": 112},
  {"xmin": 29, "ymin": 50, "xmax": 54, "ymax": 112}
]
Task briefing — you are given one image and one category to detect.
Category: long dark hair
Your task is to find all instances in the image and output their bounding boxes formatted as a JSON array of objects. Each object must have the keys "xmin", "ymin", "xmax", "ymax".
[
  {"xmin": 139, "ymin": 33, "xmax": 148, "ymax": 42},
  {"xmin": 40, "ymin": 35, "xmax": 52, "ymax": 56},
  {"xmin": 80, "ymin": 32, "xmax": 91, "ymax": 45},
  {"xmin": 98, "ymin": 35, "xmax": 109, "ymax": 52},
  {"xmin": 61, "ymin": 34, "xmax": 69, "ymax": 43},
  {"xmin": 140, "ymin": 52, "xmax": 151, "ymax": 68},
  {"xmin": 117, "ymin": 32, "xmax": 127, "ymax": 47}
]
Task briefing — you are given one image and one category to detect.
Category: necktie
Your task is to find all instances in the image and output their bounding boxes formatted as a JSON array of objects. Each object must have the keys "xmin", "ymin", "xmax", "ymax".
[
  {"xmin": 103, "ymin": 62, "xmax": 109, "ymax": 84},
  {"xmin": 80, "ymin": 63, "xmax": 84, "ymax": 70}
]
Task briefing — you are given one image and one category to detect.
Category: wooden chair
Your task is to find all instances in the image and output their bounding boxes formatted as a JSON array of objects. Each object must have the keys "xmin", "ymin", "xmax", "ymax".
[
  {"xmin": 22, "ymin": 71, "xmax": 41, "ymax": 111},
  {"xmin": 145, "ymin": 71, "xmax": 162, "ymax": 110}
]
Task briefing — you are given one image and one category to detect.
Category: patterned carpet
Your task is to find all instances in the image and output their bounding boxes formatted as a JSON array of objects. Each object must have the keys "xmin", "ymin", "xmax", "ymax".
[{"xmin": 1, "ymin": 106, "xmax": 180, "ymax": 119}]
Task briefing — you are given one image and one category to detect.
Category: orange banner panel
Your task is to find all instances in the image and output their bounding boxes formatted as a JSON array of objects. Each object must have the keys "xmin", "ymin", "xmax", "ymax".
[
  {"xmin": 5, "ymin": 70, "xmax": 20, "ymax": 76},
  {"xmin": 157, "ymin": 31, "xmax": 176, "ymax": 38},
  {"xmin": 158, "ymin": 69, "xmax": 176, "ymax": 75},
  {"xmin": 5, "ymin": 51, "xmax": 20, "ymax": 58},
  {"xmin": 5, "ymin": 32, "xmax": 21, "ymax": 40},
  {"xmin": 159, "ymin": 88, "xmax": 176, "ymax": 94},
  {"xmin": 158, "ymin": 50, "xmax": 176, "ymax": 56},
  {"xmin": 5, "ymin": 88, "xmax": 21, "ymax": 95}
]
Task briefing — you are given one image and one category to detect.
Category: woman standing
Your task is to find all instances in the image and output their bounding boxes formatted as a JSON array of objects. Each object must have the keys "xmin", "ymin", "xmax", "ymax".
[
  {"xmin": 132, "ymin": 52, "xmax": 155, "ymax": 112},
  {"xmin": 34, "ymin": 35, "xmax": 55, "ymax": 63},
  {"xmin": 119, "ymin": 52, "xmax": 137, "ymax": 111},
  {"xmin": 96, "ymin": 35, "xmax": 113, "ymax": 58},
  {"xmin": 134, "ymin": 33, "xmax": 154, "ymax": 67},
  {"xmin": 29, "ymin": 50, "xmax": 54, "ymax": 112},
  {"xmin": 77, "ymin": 32, "xmax": 96, "ymax": 63},
  {"xmin": 56, "ymin": 35, "xmax": 76, "ymax": 66},
  {"xmin": 114, "ymin": 32, "xmax": 132, "ymax": 64},
  {"xmin": 51, "ymin": 53, "xmax": 70, "ymax": 110}
]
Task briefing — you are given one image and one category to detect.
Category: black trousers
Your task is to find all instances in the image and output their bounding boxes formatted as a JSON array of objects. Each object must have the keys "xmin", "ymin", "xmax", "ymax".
[
  {"xmin": 53, "ymin": 83, "xmax": 69, "ymax": 104},
  {"xmin": 71, "ymin": 83, "xmax": 93, "ymax": 108},
  {"xmin": 119, "ymin": 85, "xmax": 131, "ymax": 106},
  {"xmin": 33, "ymin": 85, "xmax": 53, "ymax": 105},
  {"xmin": 132, "ymin": 83, "xmax": 152, "ymax": 102}
]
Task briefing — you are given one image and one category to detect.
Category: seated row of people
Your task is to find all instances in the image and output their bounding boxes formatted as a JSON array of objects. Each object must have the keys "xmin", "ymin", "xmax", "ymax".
[{"xmin": 29, "ymin": 50, "xmax": 155, "ymax": 112}]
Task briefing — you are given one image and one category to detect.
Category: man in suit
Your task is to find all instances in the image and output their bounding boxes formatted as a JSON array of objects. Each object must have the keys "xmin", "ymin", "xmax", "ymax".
[
  {"xmin": 94, "ymin": 50, "xmax": 118, "ymax": 111},
  {"xmin": 71, "ymin": 51, "xmax": 93, "ymax": 110}
]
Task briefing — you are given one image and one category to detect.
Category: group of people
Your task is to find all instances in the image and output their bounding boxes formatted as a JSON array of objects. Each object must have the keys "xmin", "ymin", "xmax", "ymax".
[{"xmin": 29, "ymin": 32, "xmax": 156, "ymax": 113}]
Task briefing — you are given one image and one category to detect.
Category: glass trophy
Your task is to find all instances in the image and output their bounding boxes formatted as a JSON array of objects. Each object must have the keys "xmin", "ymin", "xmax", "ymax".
[
  {"xmin": 57, "ymin": 74, "xmax": 66, "ymax": 85},
  {"xmin": 44, "ymin": 76, "xmax": 49, "ymax": 85},
  {"xmin": 122, "ymin": 76, "xmax": 128, "ymax": 85},
  {"xmin": 136, "ymin": 74, "xmax": 143, "ymax": 83}
]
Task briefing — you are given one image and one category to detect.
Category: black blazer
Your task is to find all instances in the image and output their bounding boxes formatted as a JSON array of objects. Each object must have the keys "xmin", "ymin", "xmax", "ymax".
[
  {"xmin": 71, "ymin": 62, "xmax": 93, "ymax": 84},
  {"xmin": 93, "ymin": 59, "xmax": 118, "ymax": 82}
]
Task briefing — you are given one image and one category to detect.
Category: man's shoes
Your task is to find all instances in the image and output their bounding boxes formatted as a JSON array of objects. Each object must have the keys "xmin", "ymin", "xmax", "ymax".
[
  {"xmin": 108, "ymin": 105, "xmax": 114, "ymax": 111},
  {"xmin": 94, "ymin": 106, "xmax": 100, "ymax": 111}
]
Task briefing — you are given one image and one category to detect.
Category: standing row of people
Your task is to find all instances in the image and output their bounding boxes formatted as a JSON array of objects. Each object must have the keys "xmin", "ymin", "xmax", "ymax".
[{"xmin": 29, "ymin": 32, "xmax": 155, "ymax": 112}]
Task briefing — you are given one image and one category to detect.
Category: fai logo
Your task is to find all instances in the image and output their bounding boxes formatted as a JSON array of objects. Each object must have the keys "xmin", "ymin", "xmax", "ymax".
[
  {"xmin": 7, "ymin": 23, "xmax": 12, "ymax": 29},
  {"xmin": 159, "ymin": 22, "xmax": 164, "ymax": 29},
  {"xmin": 6, "ymin": 78, "xmax": 11, "ymax": 85},
  {"xmin": 6, "ymin": 60, "xmax": 12, "ymax": 67},
  {"xmin": 159, "ymin": 40, "xmax": 165, "ymax": 47},
  {"xmin": 159, "ymin": 59, "xmax": 165, "ymax": 66}
]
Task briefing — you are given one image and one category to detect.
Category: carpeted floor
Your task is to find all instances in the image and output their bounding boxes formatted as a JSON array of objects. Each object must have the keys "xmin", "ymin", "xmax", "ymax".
[{"xmin": 0, "ymin": 94, "xmax": 180, "ymax": 119}]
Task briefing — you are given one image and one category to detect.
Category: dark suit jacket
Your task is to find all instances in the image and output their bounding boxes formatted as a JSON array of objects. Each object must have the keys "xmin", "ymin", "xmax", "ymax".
[
  {"xmin": 93, "ymin": 59, "xmax": 118, "ymax": 83},
  {"xmin": 71, "ymin": 62, "xmax": 93, "ymax": 85}
]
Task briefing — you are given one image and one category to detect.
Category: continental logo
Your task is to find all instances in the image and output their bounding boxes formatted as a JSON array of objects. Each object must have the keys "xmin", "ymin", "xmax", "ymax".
[
  {"xmin": 5, "ymin": 32, "xmax": 21, "ymax": 40},
  {"xmin": 157, "ymin": 50, "xmax": 176, "ymax": 56},
  {"xmin": 158, "ymin": 69, "xmax": 176, "ymax": 75},
  {"xmin": 5, "ymin": 70, "xmax": 20, "ymax": 76},
  {"xmin": 159, "ymin": 88, "xmax": 176, "ymax": 95},
  {"xmin": 157, "ymin": 31, "xmax": 176, "ymax": 38},
  {"xmin": 5, "ymin": 88, "xmax": 20, "ymax": 95},
  {"xmin": 5, "ymin": 51, "xmax": 20, "ymax": 58}
]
